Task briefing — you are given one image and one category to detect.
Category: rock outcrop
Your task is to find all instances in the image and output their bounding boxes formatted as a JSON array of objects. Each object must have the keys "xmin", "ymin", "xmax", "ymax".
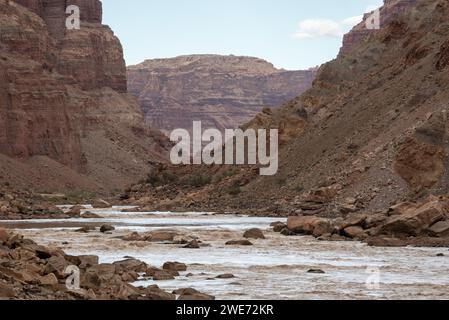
[
  {"xmin": 127, "ymin": 55, "xmax": 316, "ymax": 134},
  {"xmin": 0, "ymin": 0, "xmax": 169, "ymax": 193},
  {"xmin": 340, "ymin": 0, "xmax": 419, "ymax": 55},
  {"xmin": 0, "ymin": 228, "xmax": 178, "ymax": 300}
]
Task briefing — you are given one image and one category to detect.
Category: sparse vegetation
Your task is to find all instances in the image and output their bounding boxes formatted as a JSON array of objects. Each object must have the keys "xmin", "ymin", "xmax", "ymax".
[
  {"xmin": 181, "ymin": 174, "xmax": 212, "ymax": 188},
  {"xmin": 226, "ymin": 182, "xmax": 242, "ymax": 196},
  {"xmin": 146, "ymin": 169, "xmax": 178, "ymax": 187}
]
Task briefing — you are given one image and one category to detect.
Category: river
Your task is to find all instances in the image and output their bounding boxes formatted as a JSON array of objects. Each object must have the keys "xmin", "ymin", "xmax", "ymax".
[{"xmin": 1, "ymin": 206, "xmax": 448, "ymax": 300}]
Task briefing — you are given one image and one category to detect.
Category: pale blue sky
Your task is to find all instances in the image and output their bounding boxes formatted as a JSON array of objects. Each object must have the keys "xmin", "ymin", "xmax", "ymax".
[{"xmin": 102, "ymin": 0, "xmax": 383, "ymax": 70}]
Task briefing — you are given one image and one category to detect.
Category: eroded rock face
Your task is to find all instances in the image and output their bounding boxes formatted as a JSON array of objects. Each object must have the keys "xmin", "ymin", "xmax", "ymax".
[
  {"xmin": 127, "ymin": 55, "xmax": 316, "ymax": 134},
  {"xmin": 340, "ymin": 0, "xmax": 419, "ymax": 55},
  {"xmin": 0, "ymin": 1, "xmax": 169, "ymax": 192}
]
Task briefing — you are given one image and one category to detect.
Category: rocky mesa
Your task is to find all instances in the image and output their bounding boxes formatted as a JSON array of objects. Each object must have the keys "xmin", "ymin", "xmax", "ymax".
[{"xmin": 127, "ymin": 55, "xmax": 316, "ymax": 134}]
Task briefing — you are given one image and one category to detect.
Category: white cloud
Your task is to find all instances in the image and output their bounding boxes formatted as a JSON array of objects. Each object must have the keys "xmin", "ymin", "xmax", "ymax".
[
  {"xmin": 293, "ymin": 19, "xmax": 344, "ymax": 40},
  {"xmin": 294, "ymin": 4, "xmax": 381, "ymax": 40},
  {"xmin": 341, "ymin": 15, "xmax": 363, "ymax": 26}
]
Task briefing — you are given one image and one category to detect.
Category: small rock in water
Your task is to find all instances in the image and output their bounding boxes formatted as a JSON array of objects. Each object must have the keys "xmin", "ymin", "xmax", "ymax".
[
  {"xmin": 225, "ymin": 240, "xmax": 253, "ymax": 246},
  {"xmin": 183, "ymin": 239, "xmax": 200, "ymax": 249},
  {"xmin": 280, "ymin": 228, "xmax": 296, "ymax": 236},
  {"xmin": 307, "ymin": 269, "xmax": 325, "ymax": 274},
  {"xmin": 436, "ymin": 253, "xmax": 445, "ymax": 257},
  {"xmin": 153, "ymin": 271, "xmax": 175, "ymax": 281},
  {"xmin": 216, "ymin": 273, "xmax": 235, "ymax": 279},
  {"xmin": 81, "ymin": 212, "xmax": 103, "ymax": 219},
  {"xmin": 272, "ymin": 222, "xmax": 287, "ymax": 233},
  {"xmin": 75, "ymin": 226, "xmax": 96, "ymax": 233},
  {"xmin": 100, "ymin": 224, "xmax": 115, "ymax": 233}
]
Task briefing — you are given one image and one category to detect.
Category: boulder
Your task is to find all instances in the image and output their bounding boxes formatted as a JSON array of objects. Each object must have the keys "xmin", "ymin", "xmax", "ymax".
[
  {"xmin": 121, "ymin": 232, "xmax": 144, "ymax": 241},
  {"xmin": 163, "ymin": 262, "xmax": 187, "ymax": 272},
  {"xmin": 307, "ymin": 269, "xmax": 325, "ymax": 274},
  {"xmin": 0, "ymin": 228, "xmax": 10, "ymax": 243},
  {"xmin": 81, "ymin": 212, "xmax": 103, "ymax": 219},
  {"xmin": 78, "ymin": 255, "xmax": 99, "ymax": 269},
  {"xmin": 225, "ymin": 240, "xmax": 253, "ymax": 246},
  {"xmin": 342, "ymin": 226, "xmax": 368, "ymax": 239},
  {"xmin": 303, "ymin": 185, "xmax": 341, "ymax": 203},
  {"xmin": 271, "ymin": 222, "xmax": 287, "ymax": 232},
  {"xmin": 75, "ymin": 226, "xmax": 96, "ymax": 233},
  {"xmin": 340, "ymin": 214, "xmax": 367, "ymax": 229},
  {"xmin": 81, "ymin": 264, "xmax": 118, "ymax": 289},
  {"xmin": 175, "ymin": 288, "xmax": 215, "ymax": 300},
  {"xmin": 287, "ymin": 216, "xmax": 333, "ymax": 237},
  {"xmin": 153, "ymin": 271, "xmax": 175, "ymax": 281},
  {"xmin": 378, "ymin": 198, "xmax": 447, "ymax": 237},
  {"xmin": 145, "ymin": 286, "xmax": 176, "ymax": 300},
  {"xmin": 0, "ymin": 282, "xmax": 15, "ymax": 298},
  {"xmin": 427, "ymin": 221, "xmax": 449, "ymax": 237},
  {"xmin": 92, "ymin": 199, "xmax": 112, "ymax": 209},
  {"xmin": 243, "ymin": 228, "xmax": 265, "ymax": 239},
  {"xmin": 216, "ymin": 274, "xmax": 235, "ymax": 279},
  {"xmin": 280, "ymin": 228, "xmax": 296, "ymax": 236},
  {"xmin": 100, "ymin": 224, "xmax": 115, "ymax": 233},
  {"xmin": 113, "ymin": 259, "xmax": 148, "ymax": 273},
  {"xmin": 143, "ymin": 231, "xmax": 177, "ymax": 242},
  {"xmin": 67, "ymin": 205, "xmax": 83, "ymax": 217},
  {"xmin": 44, "ymin": 256, "xmax": 71, "ymax": 279},
  {"xmin": 388, "ymin": 202, "xmax": 416, "ymax": 216},
  {"xmin": 183, "ymin": 240, "xmax": 200, "ymax": 249},
  {"xmin": 39, "ymin": 273, "xmax": 59, "ymax": 287}
]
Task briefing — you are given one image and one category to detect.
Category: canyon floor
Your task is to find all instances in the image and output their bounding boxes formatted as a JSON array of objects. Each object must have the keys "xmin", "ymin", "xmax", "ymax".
[{"xmin": 2, "ymin": 206, "xmax": 448, "ymax": 300}]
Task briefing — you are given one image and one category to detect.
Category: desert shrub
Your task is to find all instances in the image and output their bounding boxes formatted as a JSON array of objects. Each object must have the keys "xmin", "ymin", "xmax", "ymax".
[
  {"xmin": 226, "ymin": 181, "xmax": 242, "ymax": 196},
  {"xmin": 182, "ymin": 174, "xmax": 211, "ymax": 188},
  {"xmin": 146, "ymin": 170, "xmax": 178, "ymax": 187}
]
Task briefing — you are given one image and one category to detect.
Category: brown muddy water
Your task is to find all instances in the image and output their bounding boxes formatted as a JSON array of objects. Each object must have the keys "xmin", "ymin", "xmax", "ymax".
[{"xmin": 1, "ymin": 206, "xmax": 449, "ymax": 300}]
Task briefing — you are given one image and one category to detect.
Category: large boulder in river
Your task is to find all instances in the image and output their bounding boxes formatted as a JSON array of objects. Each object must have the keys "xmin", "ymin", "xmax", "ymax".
[
  {"xmin": 378, "ymin": 197, "xmax": 448, "ymax": 237},
  {"xmin": 243, "ymin": 228, "xmax": 265, "ymax": 239},
  {"xmin": 163, "ymin": 262, "xmax": 187, "ymax": 272},
  {"xmin": 287, "ymin": 216, "xmax": 333, "ymax": 237}
]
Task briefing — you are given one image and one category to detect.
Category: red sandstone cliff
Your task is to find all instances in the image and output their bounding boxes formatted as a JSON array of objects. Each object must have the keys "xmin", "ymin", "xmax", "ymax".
[{"xmin": 0, "ymin": 0, "xmax": 169, "ymax": 193}]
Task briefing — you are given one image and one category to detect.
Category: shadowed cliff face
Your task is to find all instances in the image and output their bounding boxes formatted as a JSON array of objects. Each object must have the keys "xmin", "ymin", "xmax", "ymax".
[
  {"xmin": 0, "ymin": 0, "xmax": 169, "ymax": 193},
  {"xmin": 127, "ymin": 55, "xmax": 316, "ymax": 135}
]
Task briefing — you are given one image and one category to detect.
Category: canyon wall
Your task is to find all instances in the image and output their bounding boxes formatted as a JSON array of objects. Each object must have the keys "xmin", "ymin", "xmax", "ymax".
[
  {"xmin": 127, "ymin": 55, "xmax": 316, "ymax": 134},
  {"xmin": 0, "ymin": 0, "xmax": 168, "ymax": 193}
]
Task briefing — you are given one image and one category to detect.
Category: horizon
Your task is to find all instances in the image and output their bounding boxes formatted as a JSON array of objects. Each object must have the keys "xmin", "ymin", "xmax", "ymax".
[{"xmin": 102, "ymin": 0, "xmax": 384, "ymax": 70}]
